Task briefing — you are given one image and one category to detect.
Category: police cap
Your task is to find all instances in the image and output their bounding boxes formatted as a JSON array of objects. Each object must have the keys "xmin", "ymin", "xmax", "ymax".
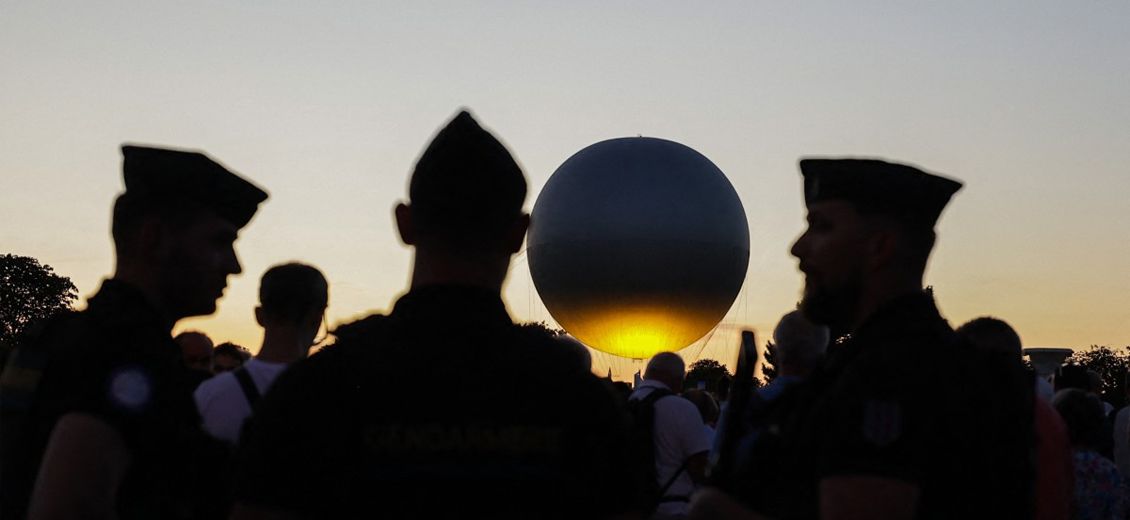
[
  {"xmin": 409, "ymin": 110, "xmax": 526, "ymax": 229},
  {"xmin": 121, "ymin": 144, "xmax": 268, "ymax": 228},
  {"xmin": 800, "ymin": 158, "xmax": 962, "ymax": 229}
]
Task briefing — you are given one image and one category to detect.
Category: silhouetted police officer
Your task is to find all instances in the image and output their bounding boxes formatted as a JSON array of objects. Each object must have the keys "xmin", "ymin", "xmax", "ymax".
[
  {"xmin": 693, "ymin": 159, "xmax": 1032, "ymax": 520},
  {"xmin": 230, "ymin": 110, "xmax": 637, "ymax": 519},
  {"xmin": 0, "ymin": 145, "xmax": 267, "ymax": 519}
]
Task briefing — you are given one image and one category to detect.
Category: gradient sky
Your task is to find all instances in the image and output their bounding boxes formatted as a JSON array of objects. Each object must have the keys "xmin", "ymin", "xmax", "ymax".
[{"xmin": 3, "ymin": 1, "xmax": 1128, "ymax": 380}]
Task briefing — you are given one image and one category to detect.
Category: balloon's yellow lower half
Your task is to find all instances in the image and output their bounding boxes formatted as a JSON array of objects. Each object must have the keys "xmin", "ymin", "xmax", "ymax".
[
  {"xmin": 529, "ymin": 240, "xmax": 748, "ymax": 360},
  {"xmin": 548, "ymin": 302, "xmax": 729, "ymax": 359}
]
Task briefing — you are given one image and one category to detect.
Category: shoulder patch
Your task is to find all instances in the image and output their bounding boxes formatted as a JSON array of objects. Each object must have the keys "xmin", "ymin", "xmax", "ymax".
[
  {"xmin": 862, "ymin": 399, "xmax": 902, "ymax": 447},
  {"xmin": 107, "ymin": 366, "xmax": 153, "ymax": 412}
]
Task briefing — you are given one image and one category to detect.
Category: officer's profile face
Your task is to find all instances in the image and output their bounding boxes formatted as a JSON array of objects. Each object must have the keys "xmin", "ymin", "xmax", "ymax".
[
  {"xmin": 159, "ymin": 209, "xmax": 242, "ymax": 319},
  {"xmin": 790, "ymin": 200, "xmax": 870, "ymax": 326}
]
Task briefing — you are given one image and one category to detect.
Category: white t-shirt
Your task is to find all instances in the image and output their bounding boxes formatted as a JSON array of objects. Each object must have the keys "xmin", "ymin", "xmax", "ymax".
[
  {"xmin": 194, "ymin": 358, "xmax": 289, "ymax": 444},
  {"xmin": 629, "ymin": 380, "xmax": 712, "ymax": 516}
]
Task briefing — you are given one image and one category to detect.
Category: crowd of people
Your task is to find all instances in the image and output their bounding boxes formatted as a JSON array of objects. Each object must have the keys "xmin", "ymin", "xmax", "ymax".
[{"xmin": 0, "ymin": 108, "xmax": 1118, "ymax": 519}]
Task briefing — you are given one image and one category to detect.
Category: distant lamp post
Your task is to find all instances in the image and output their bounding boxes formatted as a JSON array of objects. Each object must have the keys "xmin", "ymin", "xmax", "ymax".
[{"xmin": 1024, "ymin": 347, "xmax": 1073, "ymax": 382}]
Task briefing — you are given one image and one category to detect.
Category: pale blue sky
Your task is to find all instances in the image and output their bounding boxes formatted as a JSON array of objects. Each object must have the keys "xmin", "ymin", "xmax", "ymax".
[{"xmin": 3, "ymin": 1, "xmax": 1128, "ymax": 378}]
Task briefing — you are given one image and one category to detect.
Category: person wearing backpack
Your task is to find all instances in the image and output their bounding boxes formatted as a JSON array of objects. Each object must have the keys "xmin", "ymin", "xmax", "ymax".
[
  {"xmin": 630, "ymin": 352, "xmax": 712, "ymax": 519},
  {"xmin": 194, "ymin": 263, "xmax": 328, "ymax": 445}
]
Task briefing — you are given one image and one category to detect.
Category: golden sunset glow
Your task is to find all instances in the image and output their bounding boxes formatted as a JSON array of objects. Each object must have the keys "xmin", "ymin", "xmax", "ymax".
[{"xmin": 549, "ymin": 304, "xmax": 729, "ymax": 360}]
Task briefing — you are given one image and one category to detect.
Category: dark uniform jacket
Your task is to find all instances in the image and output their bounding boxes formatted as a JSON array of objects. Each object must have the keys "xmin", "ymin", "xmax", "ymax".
[
  {"xmin": 735, "ymin": 291, "xmax": 1033, "ymax": 519},
  {"xmin": 0, "ymin": 280, "xmax": 226, "ymax": 520},
  {"xmin": 234, "ymin": 285, "xmax": 638, "ymax": 518}
]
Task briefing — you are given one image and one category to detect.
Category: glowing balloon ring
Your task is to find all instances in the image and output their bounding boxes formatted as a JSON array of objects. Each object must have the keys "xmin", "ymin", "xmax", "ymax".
[{"xmin": 528, "ymin": 137, "xmax": 749, "ymax": 359}]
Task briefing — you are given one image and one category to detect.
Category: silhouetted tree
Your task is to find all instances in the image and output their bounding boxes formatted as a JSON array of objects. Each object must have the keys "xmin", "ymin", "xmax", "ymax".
[
  {"xmin": 516, "ymin": 321, "xmax": 565, "ymax": 336},
  {"xmin": 1, "ymin": 254, "xmax": 78, "ymax": 366},
  {"xmin": 1065, "ymin": 345, "xmax": 1130, "ymax": 409},
  {"xmin": 685, "ymin": 358, "xmax": 731, "ymax": 393},
  {"xmin": 760, "ymin": 341, "xmax": 778, "ymax": 384}
]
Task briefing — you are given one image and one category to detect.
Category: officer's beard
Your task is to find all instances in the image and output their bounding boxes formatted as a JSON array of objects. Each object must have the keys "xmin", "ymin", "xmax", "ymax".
[{"xmin": 799, "ymin": 280, "xmax": 861, "ymax": 339}]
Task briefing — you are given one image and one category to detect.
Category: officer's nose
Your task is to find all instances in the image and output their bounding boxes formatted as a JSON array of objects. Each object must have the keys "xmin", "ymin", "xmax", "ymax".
[
  {"xmin": 223, "ymin": 247, "xmax": 242, "ymax": 276},
  {"xmin": 790, "ymin": 229, "xmax": 809, "ymax": 261}
]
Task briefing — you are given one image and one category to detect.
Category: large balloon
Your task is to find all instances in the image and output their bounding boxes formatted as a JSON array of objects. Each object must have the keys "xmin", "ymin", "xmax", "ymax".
[{"xmin": 528, "ymin": 137, "xmax": 749, "ymax": 359}]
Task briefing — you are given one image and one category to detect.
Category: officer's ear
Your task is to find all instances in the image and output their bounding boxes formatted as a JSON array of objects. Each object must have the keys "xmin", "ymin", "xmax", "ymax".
[
  {"xmin": 135, "ymin": 215, "xmax": 175, "ymax": 264},
  {"xmin": 302, "ymin": 307, "xmax": 326, "ymax": 343},
  {"xmin": 304, "ymin": 307, "xmax": 324, "ymax": 331},
  {"xmin": 394, "ymin": 202, "xmax": 416, "ymax": 246},
  {"xmin": 254, "ymin": 306, "xmax": 265, "ymax": 327},
  {"xmin": 863, "ymin": 218, "xmax": 900, "ymax": 271}
]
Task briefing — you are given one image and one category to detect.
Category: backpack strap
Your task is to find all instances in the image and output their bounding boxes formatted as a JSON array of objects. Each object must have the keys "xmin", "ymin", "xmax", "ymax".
[
  {"xmin": 640, "ymin": 386, "xmax": 673, "ymax": 408},
  {"xmin": 656, "ymin": 457, "xmax": 691, "ymax": 502},
  {"xmin": 233, "ymin": 366, "xmax": 261, "ymax": 407}
]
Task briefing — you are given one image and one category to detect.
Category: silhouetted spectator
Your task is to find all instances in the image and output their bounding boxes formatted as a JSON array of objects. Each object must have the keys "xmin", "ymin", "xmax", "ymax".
[
  {"xmin": 177, "ymin": 330, "xmax": 215, "ymax": 372},
  {"xmin": 195, "ymin": 263, "xmax": 328, "ymax": 445},
  {"xmin": 1059, "ymin": 365, "xmax": 1092, "ymax": 393},
  {"xmin": 760, "ymin": 310, "xmax": 828, "ymax": 402},
  {"xmin": 710, "ymin": 310, "xmax": 830, "ymax": 478},
  {"xmin": 554, "ymin": 334, "xmax": 593, "ymax": 374},
  {"xmin": 212, "ymin": 342, "xmax": 247, "ymax": 374},
  {"xmin": 1054, "ymin": 389, "xmax": 1127, "ymax": 520},
  {"xmin": 612, "ymin": 381, "xmax": 634, "ymax": 403},
  {"xmin": 176, "ymin": 330, "xmax": 217, "ymax": 388},
  {"xmin": 1114, "ymin": 376, "xmax": 1130, "ymax": 479},
  {"xmin": 230, "ymin": 110, "xmax": 635, "ymax": 519},
  {"xmin": 631, "ymin": 352, "xmax": 711, "ymax": 518},
  {"xmin": 715, "ymin": 376, "xmax": 731, "ymax": 405},
  {"xmin": 958, "ymin": 316, "xmax": 1072, "ymax": 520},
  {"xmin": 1087, "ymin": 370, "xmax": 1116, "ymax": 416},
  {"xmin": 683, "ymin": 388, "xmax": 720, "ymax": 445},
  {"xmin": 1057, "ymin": 365, "xmax": 1114, "ymax": 458}
]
